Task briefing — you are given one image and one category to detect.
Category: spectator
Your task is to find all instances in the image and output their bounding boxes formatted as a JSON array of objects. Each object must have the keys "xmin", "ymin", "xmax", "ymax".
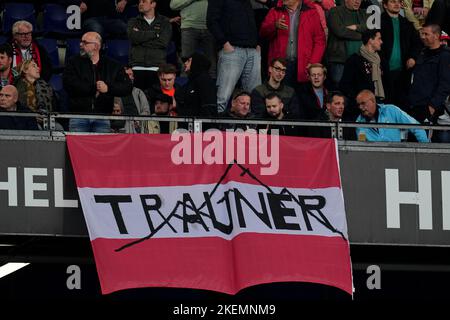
[
  {"xmin": 170, "ymin": 0, "xmax": 216, "ymax": 78},
  {"xmin": 122, "ymin": 66, "xmax": 151, "ymax": 116},
  {"xmin": 356, "ymin": 89, "xmax": 428, "ymax": 142},
  {"xmin": 63, "ymin": 32, "xmax": 132, "ymax": 133},
  {"xmin": 297, "ymin": 63, "xmax": 331, "ymax": 120},
  {"xmin": 251, "ymin": 58, "xmax": 300, "ymax": 118},
  {"xmin": 110, "ymin": 97, "xmax": 126, "ymax": 133},
  {"xmin": 179, "ymin": 52, "xmax": 217, "ymax": 118},
  {"xmin": 380, "ymin": 0, "xmax": 422, "ymax": 110},
  {"xmin": 0, "ymin": 85, "xmax": 38, "ymax": 130},
  {"xmin": 207, "ymin": 0, "xmax": 262, "ymax": 113},
  {"xmin": 409, "ymin": 24, "xmax": 450, "ymax": 142},
  {"xmin": 261, "ymin": 92, "xmax": 298, "ymax": 135},
  {"xmin": 260, "ymin": 0, "xmax": 326, "ymax": 87},
  {"xmin": 128, "ymin": 0, "xmax": 172, "ymax": 92},
  {"xmin": 79, "ymin": 0, "xmax": 129, "ymax": 38},
  {"xmin": 340, "ymin": 29, "xmax": 388, "ymax": 119},
  {"xmin": 0, "ymin": 43, "xmax": 18, "ymax": 89},
  {"xmin": 220, "ymin": 91, "xmax": 257, "ymax": 131},
  {"xmin": 15, "ymin": 60, "xmax": 63, "ymax": 130},
  {"xmin": 10, "ymin": 21, "xmax": 53, "ymax": 82},
  {"xmin": 425, "ymin": 0, "xmax": 450, "ymax": 35},
  {"xmin": 308, "ymin": 90, "xmax": 356, "ymax": 139},
  {"xmin": 402, "ymin": 0, "xmax": 434, "ymax": 31},
  {"xmin": 310, "ymin": 0, "xmax": 336, "ymax": 39},
  {"xmin": 15, "ymin": 60, "xmax": 55, "ymax": 113},
  {"xmin": 146, "ymin": 63, "xmax": 183, "ymax": 115},
  {"xmin": 144, "ymin": 93, "xmax": 178, "ymax": 133},
  {"xmin": 326, "ymin": 0, "xmax": 369, "ymax": 87}
]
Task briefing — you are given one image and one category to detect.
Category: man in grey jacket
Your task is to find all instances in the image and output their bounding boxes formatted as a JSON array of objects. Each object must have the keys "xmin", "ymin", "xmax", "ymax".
[
  {"xmin": 128, "ymin": 0, "xmax": 172, "ymax": 91},
  {"xmin": 326, "ymin": 0, "xmax": 369, "ymax": 87}
]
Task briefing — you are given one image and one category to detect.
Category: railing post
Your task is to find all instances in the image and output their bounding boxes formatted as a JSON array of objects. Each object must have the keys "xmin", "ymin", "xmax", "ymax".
[
  {"xmin": 193, "ymin": 119, "xmax": 202, "ymax": 133},
  {"xmin": 49, "ymin": 113, "xmax": 56, "ymax": 131}
]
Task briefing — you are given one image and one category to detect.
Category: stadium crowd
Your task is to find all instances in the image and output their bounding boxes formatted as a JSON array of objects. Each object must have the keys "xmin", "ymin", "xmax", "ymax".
[{"xmin": 0, "ymin": 0, "xmax": 450, "ymax": 142}]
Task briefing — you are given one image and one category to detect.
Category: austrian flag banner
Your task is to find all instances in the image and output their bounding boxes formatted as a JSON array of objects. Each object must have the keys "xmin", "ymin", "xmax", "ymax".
[{"xmin": 67, "ymin": 132, "xmax": 353, "ymax": 295}]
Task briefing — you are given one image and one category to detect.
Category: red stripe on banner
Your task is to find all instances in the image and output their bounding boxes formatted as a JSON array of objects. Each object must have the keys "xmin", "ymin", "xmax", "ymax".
[
  {"xmin": 67, "ymin": 134, "xmax": 341, "ymax": 189},
  {"xmin": 91, "ymin": 234, "xmax": 352, "ymax": 295}
]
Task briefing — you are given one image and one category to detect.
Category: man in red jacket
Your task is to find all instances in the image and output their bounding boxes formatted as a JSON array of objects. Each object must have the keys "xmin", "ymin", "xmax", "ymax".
[{"xmin": 260, "ymin": 0, "xmax": 326, "ymax": 88}]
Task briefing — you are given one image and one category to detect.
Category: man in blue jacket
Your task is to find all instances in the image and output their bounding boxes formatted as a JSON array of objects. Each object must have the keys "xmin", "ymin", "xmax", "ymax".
[{"xmin": 356, "ymin": 89, "xmax": 428, "ymax": 142}]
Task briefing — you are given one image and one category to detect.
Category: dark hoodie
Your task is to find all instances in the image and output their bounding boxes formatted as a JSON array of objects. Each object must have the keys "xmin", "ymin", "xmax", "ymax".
[{"xmin": 179, "ymin": 52, "xmax": 217, "ymax": 117}]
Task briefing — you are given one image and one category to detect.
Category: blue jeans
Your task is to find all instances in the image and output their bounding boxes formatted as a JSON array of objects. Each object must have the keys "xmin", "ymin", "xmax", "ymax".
[
  {"xmin": 83, "ymin": 17, "xmax": 127, "ymax": 38},
  {"xmin": 216, "ymin": 47, "xmax": 261, "ymax": 113},
  {"xmin": 69, "ymin": 119, "xmax": 111, "ymax": 133},
  {"xmin": 432, "ymin": 129, "xmax": 450, "ymax": 143},
  {"xmin": 181, "ymin": 28, "xmax": 216, "ymax": 78}
]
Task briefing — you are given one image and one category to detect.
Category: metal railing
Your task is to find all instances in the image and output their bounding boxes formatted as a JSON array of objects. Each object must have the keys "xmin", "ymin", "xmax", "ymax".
[{"xmin": 1, "ymin": 111, "xmax": 450, "ymax": 141}]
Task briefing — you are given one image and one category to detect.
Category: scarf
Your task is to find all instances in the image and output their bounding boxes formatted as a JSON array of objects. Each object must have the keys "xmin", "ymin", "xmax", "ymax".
[
  {"xmin": 359, "ymin": 45, "xmax": 385, "ymax": 100},
  {"xmin": 11, "ymin": 41, "xmax": 42, "ymax": 72}
]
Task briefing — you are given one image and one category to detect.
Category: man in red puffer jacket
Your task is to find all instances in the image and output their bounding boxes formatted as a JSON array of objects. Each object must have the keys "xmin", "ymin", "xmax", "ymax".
[{"xmin": 260, "ymin": 0, "xmax": 326, "ymax": 88}]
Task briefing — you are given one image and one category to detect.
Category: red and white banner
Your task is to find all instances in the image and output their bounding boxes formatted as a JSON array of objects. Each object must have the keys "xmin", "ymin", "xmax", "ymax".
[{"xmin": 67, "ymin": 132, "xmax": 352, "ymax": 295}]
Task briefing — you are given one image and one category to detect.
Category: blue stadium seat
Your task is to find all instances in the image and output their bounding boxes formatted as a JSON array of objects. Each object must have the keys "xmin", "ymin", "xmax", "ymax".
[
  {"xmin": 49, "ymin": 73, "xmax": 69, "ymax": 113},
  {"xmin": 36, "ymin": 38, "xmax": 60, "ymax": 68},
  {"xmin": 42, "ymin": 3, "xmax": 81, "ymax": 38},
  {"xmin": 64, "ymin": 38, "xmax": 80, "ymax": 65},
  {"xmin": 105, "ymin": 39, "xmax": 130, "ymax": 66},
  {"xmin": 3, "ymin": 3, "xmax": 36, "ymax": 35},
  {"xmin": 125, "ymin": 4, "xmax": 139, "ymax": 19}
]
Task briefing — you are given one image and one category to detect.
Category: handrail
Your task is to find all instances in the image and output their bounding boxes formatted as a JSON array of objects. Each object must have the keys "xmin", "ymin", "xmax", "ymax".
[{"xmin": 1, "ymin": 111, "xmax": 450, "ymax": 140}]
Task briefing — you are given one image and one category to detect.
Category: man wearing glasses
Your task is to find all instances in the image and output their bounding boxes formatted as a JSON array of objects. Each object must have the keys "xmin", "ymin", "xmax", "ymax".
[
  {"xmin": 10, "ymin": 20, "xmax": 53, "ymax": 82},
  {"xmin": 251, "ymin": 58, "xmax": 300, "ymax": 118},
  {"xmin": 63, "ymin": 32, "xmax": 132, "ymax": 133}
]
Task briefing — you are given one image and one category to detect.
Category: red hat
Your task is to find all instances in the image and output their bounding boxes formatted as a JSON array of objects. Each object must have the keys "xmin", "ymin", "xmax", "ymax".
[{"xmin": 441, "ymin": 31, "xmax": 450, "ymax": 41}]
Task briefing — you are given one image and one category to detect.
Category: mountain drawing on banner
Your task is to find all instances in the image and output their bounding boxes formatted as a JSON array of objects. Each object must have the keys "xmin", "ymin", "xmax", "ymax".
[{"xmin": 114, "ymin": 160, "xmax": 347, "ymax": 253}]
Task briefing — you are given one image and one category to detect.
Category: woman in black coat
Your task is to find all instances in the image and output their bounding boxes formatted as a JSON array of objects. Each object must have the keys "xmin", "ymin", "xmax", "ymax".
[{"xmin": 179, "ymin": 52, "xmax": 217, "ymax": 118}]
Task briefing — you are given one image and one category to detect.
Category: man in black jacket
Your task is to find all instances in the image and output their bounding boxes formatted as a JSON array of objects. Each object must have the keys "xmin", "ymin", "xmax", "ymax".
[
  {"xmin": 409, "ymin": 24, "xmax": 450, "ymax": 142},
  {"xmin": 380, "ymin": 0, "xmax": 422, "ymax": 110},
  {"xmin": 0, "ymin": 85, "xmax": 38, "ymax": 130},
  {"xmin": 128, "ymin": 0, "xmax": 172, "ymax": 91},
  {"xmin": 207, "ymin": 0, "xmax": 261, "ymax": 114},
  {"xmin": 425, "ymin": 0, "xmax": 450, "ymax": 36},
  {"xmin": 340, "ymin": 29, "xmax": 388, "ymax": 120},
  {"xmin": 63, "ymin": 31, "xmax": 132, "ymax": 132}
]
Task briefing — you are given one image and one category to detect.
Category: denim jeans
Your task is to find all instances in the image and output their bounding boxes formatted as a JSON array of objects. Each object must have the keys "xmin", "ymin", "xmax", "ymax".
[
  {"xmin": 181, "ymin": 28, "xmax": 216, "ymax": 78},
  {"xmin": 432, "ymin": 129, "xmax": 450, "ymax": 143},
  {"xmin": 216, "ymin": 47, "xmax": 261, "ymax": 113},
  {"xmin": 69, "ymin": 119, "xmax": 111, "ymax": 133}
]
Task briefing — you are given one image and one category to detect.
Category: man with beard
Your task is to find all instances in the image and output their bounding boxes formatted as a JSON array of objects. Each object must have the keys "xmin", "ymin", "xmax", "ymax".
[
  {"xmin": 251, "ymin": 58, "xmax": 300, "ymax": 118},
  {"xmin": 145, "ymin": 93, "xmax": 178, "ymax": 133},
  {"xmin": 261, "ymin": 92, "xmax": 297, "ymax": 135},
  {"xmin": 0, "ymin": 43, "xmax": 18, "ymax": 89},
  {"xmin": 63, "ymin": 31, "xmax": 132, "ymax": 132}
]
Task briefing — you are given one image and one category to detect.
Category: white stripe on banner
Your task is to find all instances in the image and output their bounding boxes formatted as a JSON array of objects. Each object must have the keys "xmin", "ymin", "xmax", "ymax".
[{"xmin": 78, "ymin": 182, "xmax": 348, "ymax": 241}]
